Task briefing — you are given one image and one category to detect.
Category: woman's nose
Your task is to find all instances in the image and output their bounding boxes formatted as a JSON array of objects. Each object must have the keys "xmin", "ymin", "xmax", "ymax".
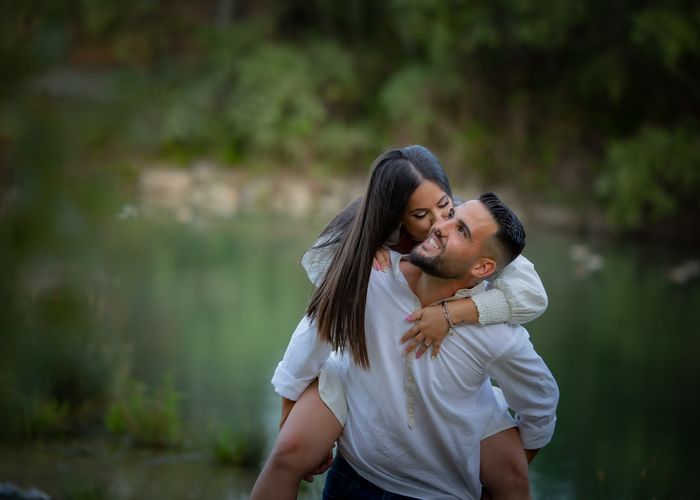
[{"xmin": 431, "ymin": 209, "xmax": 448, "ymax": 224}]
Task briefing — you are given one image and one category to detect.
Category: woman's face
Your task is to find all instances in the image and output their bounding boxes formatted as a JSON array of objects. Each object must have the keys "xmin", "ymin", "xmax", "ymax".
[{"xmin": 401, "ymin": 180, "xmax": 453, "ymax": 241}]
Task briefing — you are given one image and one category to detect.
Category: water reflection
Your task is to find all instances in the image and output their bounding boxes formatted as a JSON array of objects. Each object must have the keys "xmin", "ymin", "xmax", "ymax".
[{"xmin": 2, "ymin": 215, "xmax": 699, "ymax": 499}]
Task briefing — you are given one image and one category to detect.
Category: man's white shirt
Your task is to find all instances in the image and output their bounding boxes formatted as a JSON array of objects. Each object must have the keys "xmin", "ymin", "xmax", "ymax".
[{"xmin": 272, "ymin": 251, "xmax": 558, "ymax": 499}]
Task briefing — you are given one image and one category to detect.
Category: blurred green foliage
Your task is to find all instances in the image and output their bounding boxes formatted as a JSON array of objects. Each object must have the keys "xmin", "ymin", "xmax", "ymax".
[
  {"xmin": 600, "ymin": 126, "xmax": 700, "ymax": 229},
  {"xmin": 2, "ymin": 0, "xmax": 699, "ymax": 230},
  {"xmin": 24, "ymin": 397, "xmax": 71, "ymax": 438},
  {"xmin": 106, "ymin": 374, "xmax": 183, "ymax": 448},
  {"xmin": 211, "ymin": 425, "xmax": 266, "ymax": 468}
]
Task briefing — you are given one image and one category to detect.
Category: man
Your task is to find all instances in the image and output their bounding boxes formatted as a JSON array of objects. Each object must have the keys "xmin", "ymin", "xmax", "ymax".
[{"xmin": 273, "ymin": 193, "xmax": 558, "ymax": 499}]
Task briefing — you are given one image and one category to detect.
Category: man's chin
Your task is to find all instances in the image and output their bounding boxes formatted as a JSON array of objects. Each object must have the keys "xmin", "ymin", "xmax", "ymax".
[{"xmin": 408, "ymin": 252, "xmax": 451, "ymax": 279}]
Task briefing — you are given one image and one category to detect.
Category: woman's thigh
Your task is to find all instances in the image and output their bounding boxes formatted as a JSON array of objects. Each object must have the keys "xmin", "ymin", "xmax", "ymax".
[{"xmin": 276, "ymin": 380, "xmax": 344, "ymax": 470}]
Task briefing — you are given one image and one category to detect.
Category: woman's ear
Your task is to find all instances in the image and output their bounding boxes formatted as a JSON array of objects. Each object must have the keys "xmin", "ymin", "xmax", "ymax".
[{"xmin": 472, "ymin": 258, "xmax": 496, "ymax": 279}]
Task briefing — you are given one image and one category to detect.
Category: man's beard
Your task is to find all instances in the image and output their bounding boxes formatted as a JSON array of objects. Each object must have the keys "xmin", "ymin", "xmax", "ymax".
[{"xmin": 408, "ymin": 247, "xmax": 461, "ymax": 279}]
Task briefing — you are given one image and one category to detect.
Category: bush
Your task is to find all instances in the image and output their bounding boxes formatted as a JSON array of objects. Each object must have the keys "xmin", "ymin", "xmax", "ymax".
[
  {"xmin": 24, "ymin": 397, "xmax": 71, "ymax": 438},
  {"xmin": 106, "ymin": 374, "xmax": 183, "ymax": 448},
  {"xmin": 598, "ymin": 126, "xmax": 700, "ymax": 229},
  {"xmin": 210, "ymin": 425, "xmax": 266, "ymax": 469}
]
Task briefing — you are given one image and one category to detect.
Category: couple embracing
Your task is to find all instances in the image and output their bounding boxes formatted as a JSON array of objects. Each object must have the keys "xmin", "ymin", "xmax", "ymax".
[{"xmin": 251, "ymin": 145, "xmax": 559, "ymax": 499}]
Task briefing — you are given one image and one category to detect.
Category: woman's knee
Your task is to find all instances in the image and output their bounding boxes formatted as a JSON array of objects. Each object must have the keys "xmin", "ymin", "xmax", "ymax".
[
  {"xmin": 480, "ymin": 428, "xmax": 530, "ymax": 497},
  {"xmin": 268, "ymin": 434, "xmax": 308, "ymax": 472}
]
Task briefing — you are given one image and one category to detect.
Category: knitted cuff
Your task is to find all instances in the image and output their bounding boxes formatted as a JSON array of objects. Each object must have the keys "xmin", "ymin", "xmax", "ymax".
[{"xmin": 471, "ymin": 289, "xmax": 512, "ymax": 325}]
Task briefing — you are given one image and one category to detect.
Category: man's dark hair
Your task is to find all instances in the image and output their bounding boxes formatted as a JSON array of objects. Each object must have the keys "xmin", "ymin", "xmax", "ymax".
[{"xmin": 477, "ymin": 192, "xmax": 525, "ymax": 270}]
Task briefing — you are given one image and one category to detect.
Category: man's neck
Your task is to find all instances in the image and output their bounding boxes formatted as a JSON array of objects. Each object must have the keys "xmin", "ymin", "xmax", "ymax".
[{"xmin": 400, "ymin": 261, "xmax": 478, "ymax": 306}]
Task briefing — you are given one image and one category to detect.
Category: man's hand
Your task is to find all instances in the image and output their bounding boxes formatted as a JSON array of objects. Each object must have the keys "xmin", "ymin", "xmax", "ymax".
[{"xmin": 303, "ymin": 444, "xmax": 335, "ymax": 482}]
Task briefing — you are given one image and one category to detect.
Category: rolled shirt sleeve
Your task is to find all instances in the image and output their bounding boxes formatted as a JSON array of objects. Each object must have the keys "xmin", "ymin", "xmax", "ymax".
[
  {"xmin": 488, "ymin": 330, "xmax": 559, "ymax": 450},
  {"xmin": 473, "ymin": 254, "xmax": 548, "ymax": 325},
  {"xmin": 301, "ymin": 224, "xmax": 399, "ymax": 287},
  {"xmin": 301, "ymin": 239, "xmax": 336, "ymax": 287},
  {"xmin": 271, "ymin": 315, "xmax": 332, "ymax": 400}
]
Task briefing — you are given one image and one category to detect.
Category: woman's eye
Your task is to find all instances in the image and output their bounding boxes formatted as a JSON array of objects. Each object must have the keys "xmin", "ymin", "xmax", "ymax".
[
  {"xmin": 413, "ymin": 211, "xmax": 427, "ymax": 219},
  {"xmin": 438, "ymin": 201, "xmax": 450, "ymax": 208}
]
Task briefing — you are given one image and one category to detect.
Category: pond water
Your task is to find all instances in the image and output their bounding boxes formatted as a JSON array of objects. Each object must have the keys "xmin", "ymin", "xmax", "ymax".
[{"xmin": 2, "ymin": 213, "xmax": 699, "ymax": 499}]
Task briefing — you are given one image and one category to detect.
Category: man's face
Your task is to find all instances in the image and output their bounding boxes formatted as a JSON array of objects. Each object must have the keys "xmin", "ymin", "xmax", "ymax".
[{"xmin": 408, "ymin": 200, "xmax": 498, "ymax": 280}]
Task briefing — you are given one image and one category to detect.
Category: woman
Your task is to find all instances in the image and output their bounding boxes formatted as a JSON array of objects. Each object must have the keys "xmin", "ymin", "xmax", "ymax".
[{"xmin": 251, "ymin": 146, "xmax": 546, "ymax": 499}]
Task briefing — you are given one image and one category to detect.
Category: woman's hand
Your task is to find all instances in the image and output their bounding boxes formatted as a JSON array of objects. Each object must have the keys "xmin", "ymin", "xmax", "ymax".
[
  {"xmin": 372, "ymin": 246, "xmax": 391, "ymax": 271},
  {"xmin": 400, "ymin": 298, "xmax": 478, "ymax": 358},
  {"xmin": 400, "ymin": 304, "xmax": 449, "ymax": 359}
]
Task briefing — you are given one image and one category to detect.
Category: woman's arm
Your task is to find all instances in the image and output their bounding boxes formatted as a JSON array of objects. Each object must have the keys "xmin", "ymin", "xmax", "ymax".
[
  {"xmin": 301, "ymin": 198, "xmax": 362, "ymax": 286},
  {"xmin": 271, "ymin": 315, "xmax": 332, "ymax": 401},
  {"xmin": 472, "ymin": 254, "xmax": 547, "ymax": 325},
  {"xmin": 401, "ymin": 254, "xmax": 547, "ymax": 358},
  {"xmin": 301, "ymin": 238, "xmax": 337, "ymax": 286}
]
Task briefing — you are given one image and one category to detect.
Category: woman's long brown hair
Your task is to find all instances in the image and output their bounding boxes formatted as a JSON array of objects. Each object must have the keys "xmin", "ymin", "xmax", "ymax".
[{"xmin": 306, "ymin": 145, "xmax": 452, "ymax": 368}]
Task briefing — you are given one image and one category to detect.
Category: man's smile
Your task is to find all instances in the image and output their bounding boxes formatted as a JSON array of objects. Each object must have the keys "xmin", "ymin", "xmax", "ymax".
[{"xmin": 420, "ymin": 232, "xmax": 443, "ymax": 254}]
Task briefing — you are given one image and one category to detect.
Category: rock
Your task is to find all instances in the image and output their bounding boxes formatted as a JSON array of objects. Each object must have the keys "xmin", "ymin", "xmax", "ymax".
[
  {"xmin": 569, "ymin": 244, "xmax": 605, "ymax": 277},
  {"xmin": 140, "ymin": 168, "xmax": 192, "ymax": 211},
  {"xmin": 0, "ymin": 482, "xmax": 51, "ymax": 500},
  {"xmin": 269, "ymin": 178, "xmax": 314, "ymax": 218},
  {"xmin": 117, "ymin": 204, "xmax": 140, "ymax": 220},
  {"xmin": 667, "ymin": 259, "xmax": 700, "ymax": 285},
  {"xmin": 191, "ymin": 183, "xmax": 238, "ymax": 218}
]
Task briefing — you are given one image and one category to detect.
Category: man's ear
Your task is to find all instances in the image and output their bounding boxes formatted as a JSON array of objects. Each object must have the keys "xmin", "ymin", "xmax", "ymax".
[{"xmin": 472, "ymin": 258, "xmax": 496, "ymax": 279}]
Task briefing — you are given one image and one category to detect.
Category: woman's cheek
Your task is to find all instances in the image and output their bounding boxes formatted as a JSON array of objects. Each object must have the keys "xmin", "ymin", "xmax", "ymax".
[{"xmin": 416, "ymin": 220, "xmax": 431, "ymax": 240}]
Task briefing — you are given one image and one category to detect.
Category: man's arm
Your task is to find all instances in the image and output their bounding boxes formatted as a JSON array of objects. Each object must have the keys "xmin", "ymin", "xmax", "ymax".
[{"xmin": 488, "ymin": 329, "xmax": 559, "ymax": 452}]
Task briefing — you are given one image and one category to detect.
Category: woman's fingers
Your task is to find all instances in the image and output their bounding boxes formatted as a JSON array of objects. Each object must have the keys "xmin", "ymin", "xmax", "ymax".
[
  {"xmin": 376, "ymin": 247, "xmax": 391, "ymax": 270},
  {"xmin": 405, "ymin": 309, "xmax": 421, "ymax": 322},
  {"xmin": 400, "ymin": 323, "xmax": 420, "ymax": 345},
  {"xmin": 406, "ymin": 332, "xmax": 431, "ymax": 354},
  {"xmin": 429, "ymin": 340, "xmax": 443, "ymax": 359},
  {"xmin": 401, "ymin": 307, "xmax": 446, "ymax": 359},
  {"xmin": 415, "ymin": 341, "xmax": 428, "ymax": 359},
  {"xmin": 404, "ymin": 335, "xmax": 421, "ymax": 354}
]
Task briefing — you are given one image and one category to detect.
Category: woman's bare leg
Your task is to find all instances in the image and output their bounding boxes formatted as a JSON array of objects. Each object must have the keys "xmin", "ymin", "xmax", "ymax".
[
  {"xmin": 480, "ymin": 427, "xmax": 531, "ymax": 500},
  {"xmin": 250, "ymin": 380, "xmax": 343, "ymax": 500}
]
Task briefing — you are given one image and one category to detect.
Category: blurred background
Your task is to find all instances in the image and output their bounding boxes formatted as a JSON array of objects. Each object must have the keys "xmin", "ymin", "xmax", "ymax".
[{"xmin": 1, "ymin": 1, "xmax": 699, "ymax": 498}]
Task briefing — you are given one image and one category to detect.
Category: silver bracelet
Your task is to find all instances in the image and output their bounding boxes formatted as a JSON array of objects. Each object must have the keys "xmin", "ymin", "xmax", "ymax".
[{"xmin": 442, "ymin": 301, "xmax": 457, "ymax": 336}]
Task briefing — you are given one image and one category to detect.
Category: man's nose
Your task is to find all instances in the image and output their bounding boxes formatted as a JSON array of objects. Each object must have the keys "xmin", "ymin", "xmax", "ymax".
[{"xmin": 431, "ymin": 218, "xmax": 449, "ymax": 235}]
